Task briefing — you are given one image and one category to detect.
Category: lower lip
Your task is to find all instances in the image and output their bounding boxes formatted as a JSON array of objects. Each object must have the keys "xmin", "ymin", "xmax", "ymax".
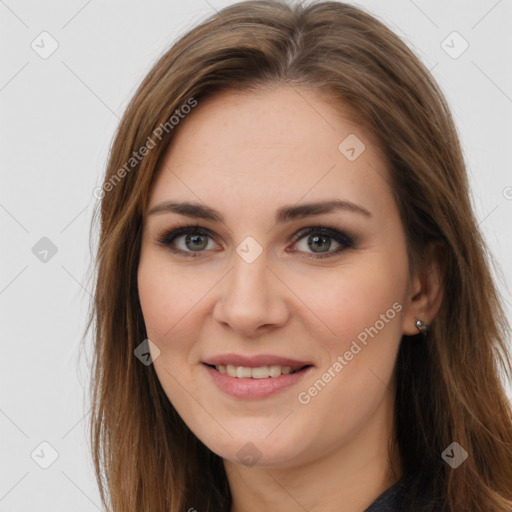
[{"xmin": 203, "ymin": 364, "xmax": 313, "ymax": 399}]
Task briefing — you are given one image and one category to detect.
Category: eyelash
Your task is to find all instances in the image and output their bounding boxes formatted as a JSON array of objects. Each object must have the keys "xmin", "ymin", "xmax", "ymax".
[{"xmin": 155, "ymin": 223, "xmax": 356, "ymax": 260}]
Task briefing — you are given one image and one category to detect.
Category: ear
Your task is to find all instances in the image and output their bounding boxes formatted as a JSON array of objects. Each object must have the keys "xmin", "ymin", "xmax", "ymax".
[{"xmin": 402, "ymin": 241, "xmax": 445, "ymax": 336}]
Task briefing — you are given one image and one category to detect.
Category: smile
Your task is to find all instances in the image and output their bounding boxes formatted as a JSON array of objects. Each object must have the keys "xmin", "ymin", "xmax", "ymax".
[
  {"xmin": 211, "ymin": 364, "xmax": 306, "ymax": 378},
  {"xmin": 203, "ymin": 363, "xmax": 313, "ymax": 399}
]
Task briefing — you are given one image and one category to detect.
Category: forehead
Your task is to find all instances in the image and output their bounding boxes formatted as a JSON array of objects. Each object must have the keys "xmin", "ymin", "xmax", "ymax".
[{"xmin": 147, "ymin": 85, "xmax": 392, "ymax": 218}]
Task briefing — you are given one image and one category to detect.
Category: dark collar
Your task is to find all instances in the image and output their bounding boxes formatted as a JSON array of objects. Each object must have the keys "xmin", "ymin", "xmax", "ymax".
[{"xmin": 364, "ymin": 473, "xmax": 413, "ymax": 511}]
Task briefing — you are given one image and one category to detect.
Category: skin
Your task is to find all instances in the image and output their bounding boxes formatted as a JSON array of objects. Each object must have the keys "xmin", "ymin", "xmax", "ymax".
[{"xmin": 137, "ymin": 85, "xmax": 443, "ymax": 511}]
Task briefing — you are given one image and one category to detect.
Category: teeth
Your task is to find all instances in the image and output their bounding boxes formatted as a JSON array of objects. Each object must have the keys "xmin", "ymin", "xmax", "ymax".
[
  {"xmin": 252, "ymin": 366, "xmax": 271, "ymax": 379},
  {"xmin": 236, "ymin": 366, "xmax": 252, "ymax": 378},
  {"xmin": 216, "ymin": 364, "xmax": 295, "ymax": 378}
]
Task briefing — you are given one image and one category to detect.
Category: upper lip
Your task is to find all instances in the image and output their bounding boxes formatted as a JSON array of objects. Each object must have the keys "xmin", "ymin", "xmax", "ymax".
[{"xmin": 203, "ymin": 353, "xmax": 313, "ymax": 370}]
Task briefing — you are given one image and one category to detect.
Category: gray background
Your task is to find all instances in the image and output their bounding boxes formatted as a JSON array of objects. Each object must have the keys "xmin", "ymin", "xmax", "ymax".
[{"xmin": 1, "ymin": 0, "xmax": 511, "ymax": 509}]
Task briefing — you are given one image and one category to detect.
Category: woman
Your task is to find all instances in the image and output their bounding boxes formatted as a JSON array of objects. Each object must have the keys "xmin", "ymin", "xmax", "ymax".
[{"xmin": 85, "ymin": 1, "xmax": 512, "ymax": 510}]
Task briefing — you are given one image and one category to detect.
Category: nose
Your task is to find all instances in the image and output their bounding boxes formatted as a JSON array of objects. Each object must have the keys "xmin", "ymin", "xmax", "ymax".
[{"xmin": 212, "ymin": 249, "xmax": 290, "ymax": 338}]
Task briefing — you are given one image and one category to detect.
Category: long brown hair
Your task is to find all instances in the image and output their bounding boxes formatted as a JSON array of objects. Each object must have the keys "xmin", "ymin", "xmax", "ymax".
[{"xmin": 84, "ymin": 1, "xmax": 512, "ymax": 510}]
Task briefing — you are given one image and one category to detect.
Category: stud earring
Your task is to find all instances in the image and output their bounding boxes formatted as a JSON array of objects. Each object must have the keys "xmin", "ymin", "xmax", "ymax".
[{"xmin": 415, "ymin": 319, "xmax": 430, "ymax": 335}]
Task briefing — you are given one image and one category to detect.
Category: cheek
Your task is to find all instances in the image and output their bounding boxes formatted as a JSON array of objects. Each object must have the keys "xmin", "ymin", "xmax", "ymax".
[
  {"xmin": 291, "ymin": 264, "xmax": 406, "ymax": 438},
  {"xmin": 137, "ymin": 264, "xmax": 171, "ymax": 341},
  {"xmin": 292, "ymin": 259, "xmax": 407, "ymax": 354},
  {"xmin": 137, "ymin": 252, "xmax": 201, "ymax": 344},
  {"xmin": 137, "ymin": 255, "xmax": 200, "ymax": 404}
]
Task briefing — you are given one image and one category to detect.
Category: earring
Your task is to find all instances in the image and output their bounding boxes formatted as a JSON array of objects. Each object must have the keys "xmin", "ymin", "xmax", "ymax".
[{"xmin": 415, "ymin": 319, "xmax": 430, "ymax": 335}]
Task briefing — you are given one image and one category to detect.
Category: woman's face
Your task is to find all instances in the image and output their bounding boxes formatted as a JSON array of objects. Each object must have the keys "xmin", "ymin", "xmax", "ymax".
[{"xmin": 137, "ymin": 85, "xmax": 418, "ymax": 470}]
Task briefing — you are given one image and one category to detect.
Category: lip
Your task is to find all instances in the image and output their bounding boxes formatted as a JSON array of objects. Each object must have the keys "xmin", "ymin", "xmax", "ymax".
[
  {"xmin": 202, "ymin": 357, "xmax": 314, "ymax": 399},
  {"xmin": 203, "ymin": 353, "xmax": 312, "ymax": 369}
]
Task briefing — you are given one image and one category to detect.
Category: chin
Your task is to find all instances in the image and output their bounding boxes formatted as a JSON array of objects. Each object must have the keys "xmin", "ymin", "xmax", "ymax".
[{"xmin": 195, "ymin": 428, "xmax": 310, "ymax": 469}]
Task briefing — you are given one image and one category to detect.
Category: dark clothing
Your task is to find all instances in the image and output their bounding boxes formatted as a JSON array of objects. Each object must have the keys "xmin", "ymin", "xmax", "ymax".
[
  {"xmin": 364, "ymin": 475, "xmax": 410, "ymax": 511},
  {"xmin": 364, "ymin": 472, "xmax": 442, "ymax": 512}
]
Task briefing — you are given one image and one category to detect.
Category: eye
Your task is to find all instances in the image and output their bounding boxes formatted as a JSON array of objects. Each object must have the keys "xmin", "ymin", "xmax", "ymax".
[
  {"xmin": 155, "ymin": 224, "xmax": 218, "ymax": 257},
  {"xmin": 288, "ymin": 226, "xmax": 355, "ymax": 259},
  {"xmin": 155, "ymin": 224, "xmax": 355, "ymax": 259}
]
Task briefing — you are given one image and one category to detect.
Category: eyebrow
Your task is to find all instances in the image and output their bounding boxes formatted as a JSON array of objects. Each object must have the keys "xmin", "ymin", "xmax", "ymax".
[{"xmin": 147, "ymin": 199, "xmax": 371, "ymax": 224}]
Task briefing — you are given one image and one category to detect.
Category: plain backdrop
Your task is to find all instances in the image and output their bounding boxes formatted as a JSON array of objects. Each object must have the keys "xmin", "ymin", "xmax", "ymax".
[{"xmin": 1, "ymin": 0, "xmax": 511, "ymax": 509}]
